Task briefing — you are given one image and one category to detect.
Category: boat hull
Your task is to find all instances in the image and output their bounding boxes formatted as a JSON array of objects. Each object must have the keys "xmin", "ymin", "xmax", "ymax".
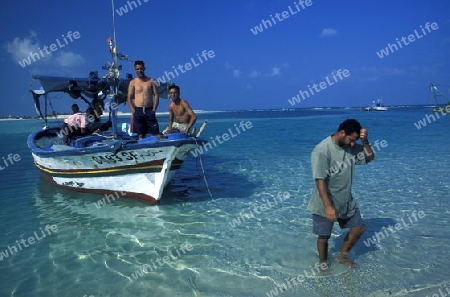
[
  {"xmin": 362, "ymin": 106, "xmax": 388, "ymax": 111},
  {"xmin": 28, "ymin": 129, "xmax": 206, "ymax": 204},
  {"xmin": 433, "ymin": 106, "xmax": 450, "ymax": 113}
]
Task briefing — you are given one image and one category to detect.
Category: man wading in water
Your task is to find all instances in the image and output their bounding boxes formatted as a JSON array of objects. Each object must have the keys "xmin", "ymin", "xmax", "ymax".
[{"xmin": 309, "ymin": 119, "xmax": 375, "ymax": 269}]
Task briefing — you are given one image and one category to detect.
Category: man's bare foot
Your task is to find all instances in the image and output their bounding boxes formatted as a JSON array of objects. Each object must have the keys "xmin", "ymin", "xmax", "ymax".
[{"xmin": 335, "ymin": 253, "xmax": 358, "ymax": 268}]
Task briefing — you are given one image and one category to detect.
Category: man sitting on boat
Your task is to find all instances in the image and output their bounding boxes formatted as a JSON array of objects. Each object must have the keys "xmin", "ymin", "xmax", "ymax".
[
  {"xmin": 60, "ymin": 104, "xmax": 87, "ymax": 144},
  {"xmin": 163, "ymin": 85, "xmax": 197, "ymax": 134},
  {"xmin": 85, "ymin": 107, "xmax": 111, "ymax": 133},
  {"xmin": 127, "ymin": 60, "xmax": 160, "ymax": 139}
]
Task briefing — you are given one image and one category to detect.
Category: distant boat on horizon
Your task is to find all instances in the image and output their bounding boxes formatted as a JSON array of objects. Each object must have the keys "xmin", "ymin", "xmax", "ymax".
[
  {"xmin": 362, "ymin": 98, "xmax": 388, "ymax": 111},
  {"xmin": 430, "ymin": 83, "xmax": 450, "ymax": 113}
]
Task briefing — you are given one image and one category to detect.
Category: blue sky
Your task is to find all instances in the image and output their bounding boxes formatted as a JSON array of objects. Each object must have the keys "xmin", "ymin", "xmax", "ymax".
[{"xmin": 1, "ymin": 0, "xmax": 449, "ymax": 117}]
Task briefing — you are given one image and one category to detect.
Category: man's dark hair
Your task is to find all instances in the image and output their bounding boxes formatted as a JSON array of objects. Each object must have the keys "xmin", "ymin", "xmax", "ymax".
[
  {"xmin": 169, "ymin": 85, "xmax": 180, "ymax": 93},
  {"xmin": 337, "ymin": 119, "xmax": 362, "ymax": 136},
  {"xmin": 71, "ymin": 104, "xmax": 80, "ymax": 113},
  {"xmin": 134, "ymin": 60, "xmax": 145, "ymax": 67}
]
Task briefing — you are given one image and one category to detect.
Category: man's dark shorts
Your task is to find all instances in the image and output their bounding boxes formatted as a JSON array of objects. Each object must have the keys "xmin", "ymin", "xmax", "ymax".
[
  {"xmin": 133, "ymin": 107, "xmax": 159, "ymax": 136},
  {"xmin": 312, "ymin": 208, "xmax": 364, "ymax": 236}
]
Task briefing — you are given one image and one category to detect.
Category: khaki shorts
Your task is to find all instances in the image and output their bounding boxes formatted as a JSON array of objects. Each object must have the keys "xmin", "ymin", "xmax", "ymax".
[{"xmin": 163, "ymin": 122, "xmax": 188, "ymax": 134}]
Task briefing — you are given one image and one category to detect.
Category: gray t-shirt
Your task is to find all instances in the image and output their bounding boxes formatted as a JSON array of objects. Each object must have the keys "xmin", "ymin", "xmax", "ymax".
[{"xmin": 308, "ymin": 136, "xmax": 367, "ymax": 218}]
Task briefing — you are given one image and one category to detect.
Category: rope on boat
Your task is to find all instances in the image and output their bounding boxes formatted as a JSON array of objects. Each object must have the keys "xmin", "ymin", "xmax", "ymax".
[
  {"xmin": 197, "ymin": 150, "xmax": 213, "ymax": 199},
  {"xmin": 193, "ymin": 136, "xmax": 213, "ymax": 199},
  {"xmin": 47, "ymin": 94, "xmax": 62, "ymax": 127}
]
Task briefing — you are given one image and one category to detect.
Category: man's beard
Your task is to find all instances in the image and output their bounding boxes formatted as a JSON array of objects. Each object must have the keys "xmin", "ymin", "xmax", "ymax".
[{"xmin": 338, "ymin": 137, "xmax": 350, "ymax": 147}]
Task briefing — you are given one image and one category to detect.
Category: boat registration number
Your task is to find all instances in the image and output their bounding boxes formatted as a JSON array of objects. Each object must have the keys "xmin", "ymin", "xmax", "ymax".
[{"xmin": 91, "ymin": 150, "xmax": 158, "ymax": 165}]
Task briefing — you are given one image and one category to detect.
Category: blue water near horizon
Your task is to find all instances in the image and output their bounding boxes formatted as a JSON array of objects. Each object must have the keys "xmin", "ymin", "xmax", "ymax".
[{"xmin": 1, "ymin": 107, "xmax": 449, "ymax": 297}]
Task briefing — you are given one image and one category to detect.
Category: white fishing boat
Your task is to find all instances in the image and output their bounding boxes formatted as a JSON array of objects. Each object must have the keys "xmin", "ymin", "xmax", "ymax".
[
  {"xmin": 362, "ymin": 98, "xmax": 388, "ymax": 111},
  {"xmin": 27, "ymin": 6, "xmax": 207, "ymax": 205}
]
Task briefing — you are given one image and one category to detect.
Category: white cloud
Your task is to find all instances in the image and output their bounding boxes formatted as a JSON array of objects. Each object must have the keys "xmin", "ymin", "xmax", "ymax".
[
  {"xmin": 54, "ymin": 51, "xmax": 85, "ymax": 67},
  {"xmin": 249, "ymin": 70, "xmax": 260, "ymax": 78},
  {"xmin": 249, "ymin": 67, "xmax": 281, "ymax": 78},
  {"xmin": 320, "ymin": 28, "xmax": 339, "ymax": 37},
  {"xmin": 4, "ymin": 31, "xmax": 85, "ymax": 68},
  {"xmin": 271, "ymin": 67, "xmax": 281, "ymax": 76},
  {"xmin": 4, "ymin": 31, "xmax": 40, "ymax": 62},
  {"xmin": 231, "ymin": 64, "xmax": 286, "ymax": 78}
]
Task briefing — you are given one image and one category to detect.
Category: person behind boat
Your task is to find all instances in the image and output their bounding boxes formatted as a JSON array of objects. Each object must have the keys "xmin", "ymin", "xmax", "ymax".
[
  {"xmin": 61, "ymin": 103, "xmax": 86, "ymax": 144},
  {"xmin": 163, "ymin": 85, "xmax": 197, "ymax": 134},
  {"xmin": 309, "ymin": 119, "xmax": 375, "ymax": 269},
  {"xmin": 127, "ymin": 60, "xmax": 159, "ymax": 139},
  {"xmin": 85, "ymin": 107, "xmax": 111, "ymax": 134}
]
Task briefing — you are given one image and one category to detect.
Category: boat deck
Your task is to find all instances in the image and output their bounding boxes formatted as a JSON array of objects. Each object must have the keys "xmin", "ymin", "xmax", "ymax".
[{"xmin": 30, "ymin": 127, "xmax": 197, "ymax": 153}]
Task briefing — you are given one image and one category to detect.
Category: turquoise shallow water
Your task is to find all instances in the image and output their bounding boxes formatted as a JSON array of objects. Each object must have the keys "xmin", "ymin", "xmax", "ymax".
[{"xmin": 1, "ymin": 108, "xmax": 449, "ymax": 297}]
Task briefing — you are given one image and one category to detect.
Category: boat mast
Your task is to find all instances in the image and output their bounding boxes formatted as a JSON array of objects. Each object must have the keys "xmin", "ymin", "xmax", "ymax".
[
  {"xmin": 430, "ymin": 83, "xmax": 450, "ymax": 112},
  {"xmin": 109, "ymin": 0, "xmax": 119, "ymax": 138},
  {"xmin": 111, "ymin": 0, "xmax": 119, "ymax": 81}
]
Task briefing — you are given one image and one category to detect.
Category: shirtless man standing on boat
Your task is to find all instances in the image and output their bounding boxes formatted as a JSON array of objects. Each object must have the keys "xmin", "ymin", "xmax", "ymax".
[
  {"xmin": 127, "ymin": 60, "xmax": 159, "ymax": 139},
  {"xmin": 163, "ymin": 85, "xmax": 197, "ymax": 134}
]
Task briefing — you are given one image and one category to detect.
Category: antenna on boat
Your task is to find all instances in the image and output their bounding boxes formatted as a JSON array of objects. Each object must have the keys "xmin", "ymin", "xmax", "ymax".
[
  {"xmin": 111, "ymin": 0, "xmax": 119, "ymax": 79},
  {"xmin": 108, "ymin": 0, "xmax": 119, "ymax": 138}
]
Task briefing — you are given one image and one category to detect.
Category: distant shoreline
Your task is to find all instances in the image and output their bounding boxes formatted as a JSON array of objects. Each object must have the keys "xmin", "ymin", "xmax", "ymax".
[
  {"xmin": 0, "ymin": 109, "xmax": 225, "ymax": 121},
  {"xmin": 0, "ymin": 106, "xmax": 437, "ymax": 121}
]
